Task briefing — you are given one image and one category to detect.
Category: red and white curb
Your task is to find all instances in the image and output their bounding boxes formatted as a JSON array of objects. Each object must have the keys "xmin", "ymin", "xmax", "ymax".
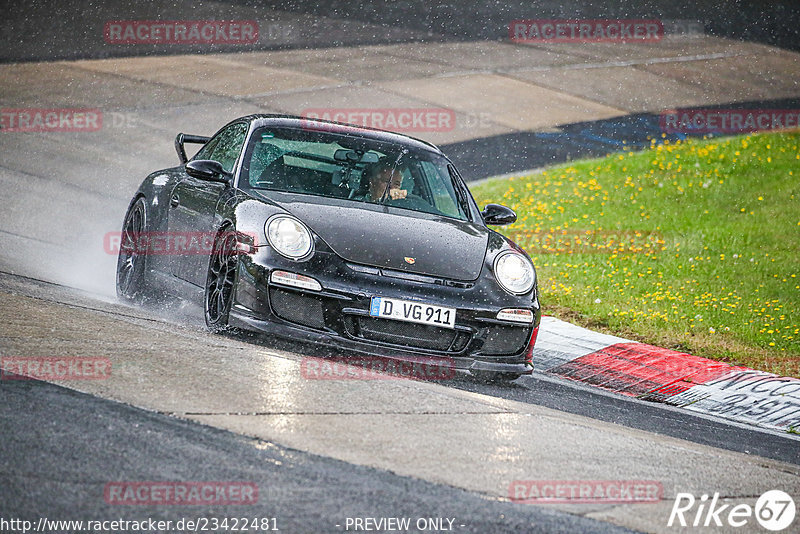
[{"xmin": 532, "ymin": 316, "xmax": 800, "ymax": 433}]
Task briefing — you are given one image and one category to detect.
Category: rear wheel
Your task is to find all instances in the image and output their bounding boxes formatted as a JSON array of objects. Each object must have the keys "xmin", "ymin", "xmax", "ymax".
[
  {"xmin": 116, "ymin": 197, "xmax": 149, "ymax": 302},
  {"xmin": 204, "ymin": 229, "xmax": 239, "ymax": 331}
]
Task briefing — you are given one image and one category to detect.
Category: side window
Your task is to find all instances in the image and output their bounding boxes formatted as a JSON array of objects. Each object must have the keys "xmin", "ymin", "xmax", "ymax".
[
  {"xmin": 192, "ymin": 122, "xmax": 249, "ymax": 173},
  {"xmin": 191, "ymin": 137, "xmax": 219, "ymax": 161}
]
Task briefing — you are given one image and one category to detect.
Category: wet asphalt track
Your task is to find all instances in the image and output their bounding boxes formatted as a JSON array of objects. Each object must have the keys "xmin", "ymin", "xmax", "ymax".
[
  {"xmin": 3, "ymin": 2, "xmax": 800, "ymax": 532},
  {"xmin": 1, "ymin": 273, "xmax": 799, "ymax": 534},
  {"xmin": 0, "ymin": 376, "xmax": 636, "ymax": 534}
]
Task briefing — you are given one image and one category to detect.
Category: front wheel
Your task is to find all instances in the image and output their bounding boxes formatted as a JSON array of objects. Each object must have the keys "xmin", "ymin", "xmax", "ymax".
[
  {"xmin": 204, "ymin": 229, "xmax": 239, "ymax": 331},
  {"xmin": 116, "ymin": 197, "xmax": 149, "ymax": 302}
]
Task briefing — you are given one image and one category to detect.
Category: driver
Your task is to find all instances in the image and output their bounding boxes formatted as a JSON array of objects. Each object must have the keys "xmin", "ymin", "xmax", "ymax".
[{"xmin": 362, "ymin": 159, "xmax": 408, "ymax": 202}]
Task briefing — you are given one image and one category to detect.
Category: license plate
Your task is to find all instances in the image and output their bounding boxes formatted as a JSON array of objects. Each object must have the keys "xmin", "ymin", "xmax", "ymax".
[{"xmin": 369, "ymin": 297, "xmax": 456, "ymax": 329}]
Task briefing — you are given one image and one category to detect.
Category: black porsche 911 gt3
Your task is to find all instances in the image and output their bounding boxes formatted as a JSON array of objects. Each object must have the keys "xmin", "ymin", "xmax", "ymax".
[{"xmin": 116, "ymin": 114, "xmax": 540, "ymax": 380}]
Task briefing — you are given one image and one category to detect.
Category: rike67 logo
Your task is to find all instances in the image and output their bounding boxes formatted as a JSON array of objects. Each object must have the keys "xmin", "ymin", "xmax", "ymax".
[{"xmin": 669, "ymin": 490, "xmax": 795, "ymax": 531}]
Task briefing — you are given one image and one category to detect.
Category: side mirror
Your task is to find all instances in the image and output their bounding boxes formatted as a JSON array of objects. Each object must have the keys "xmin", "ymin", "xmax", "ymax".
[
  {"xmin": 482, "ymin": 203, "xmax": 517, "ymax": 226},
  {"xmin": 186, "ymin": 160, "xmax": 231, "ymax": 184}
]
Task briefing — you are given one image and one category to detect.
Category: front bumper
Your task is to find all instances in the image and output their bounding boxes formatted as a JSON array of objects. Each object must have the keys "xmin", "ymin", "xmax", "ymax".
[
  {"xmin": 231, "ymin": 247, "xmax": 540, "ymax": 376},
  {"xmin": 229, "ymin": 312, "xmax": 534, "ymax": 376}
]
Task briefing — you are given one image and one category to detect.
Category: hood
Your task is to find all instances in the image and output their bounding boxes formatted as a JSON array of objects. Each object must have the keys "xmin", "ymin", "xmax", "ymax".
[{"xmin": 263, "ymin": 193, "xmax": 488, "ymax": 281}]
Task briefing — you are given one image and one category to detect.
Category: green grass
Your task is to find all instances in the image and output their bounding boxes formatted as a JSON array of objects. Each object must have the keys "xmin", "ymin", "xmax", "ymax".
[{"xmin": 471, "ymin": 131, "xmax": 800, "ymax": 377}]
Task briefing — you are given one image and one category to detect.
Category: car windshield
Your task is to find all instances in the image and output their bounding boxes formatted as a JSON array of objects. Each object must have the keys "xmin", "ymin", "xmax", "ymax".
[{"xmin": 240, "ymin": 126, "xmax": 470, "ymax": 221}]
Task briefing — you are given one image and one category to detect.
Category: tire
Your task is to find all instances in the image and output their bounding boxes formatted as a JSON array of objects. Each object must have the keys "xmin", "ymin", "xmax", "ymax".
[
  {"xmin": 116, "ymin": 197, "xmax": 149, "ymax": 302},
  {"xmin": 204, "ymin": 228, "xmax": 239, "ymax": 331}
]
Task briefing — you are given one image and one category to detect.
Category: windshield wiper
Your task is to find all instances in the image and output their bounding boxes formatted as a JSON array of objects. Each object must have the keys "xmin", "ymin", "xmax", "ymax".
[{"xmin": 447, "ymin": 165, "xmax": 469, "ymax": 216}]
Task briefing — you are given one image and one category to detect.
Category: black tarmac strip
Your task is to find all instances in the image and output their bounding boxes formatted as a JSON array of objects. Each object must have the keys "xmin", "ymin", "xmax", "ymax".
[
  {"xmin": 0, "ymin": 377, "xmax": 637, "ymax": 534},
  {"xmin": 443, "ymin": 97, "xmax": 800, "ymax": 180}
]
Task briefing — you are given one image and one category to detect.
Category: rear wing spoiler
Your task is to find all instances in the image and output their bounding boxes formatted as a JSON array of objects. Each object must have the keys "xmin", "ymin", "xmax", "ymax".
[{"xmin": 175, "ymin": 133, "xmax": 211, "ymax": 164}]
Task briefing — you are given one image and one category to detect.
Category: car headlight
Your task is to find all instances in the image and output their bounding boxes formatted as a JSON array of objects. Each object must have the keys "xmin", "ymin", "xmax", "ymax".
[
  {"xmin": 266, "ymin": 215, "xmax": 313, "ymax": 259},
  {"xmin": 494, "ymin": 252, "xmax": 535, "ymax": 295}
]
